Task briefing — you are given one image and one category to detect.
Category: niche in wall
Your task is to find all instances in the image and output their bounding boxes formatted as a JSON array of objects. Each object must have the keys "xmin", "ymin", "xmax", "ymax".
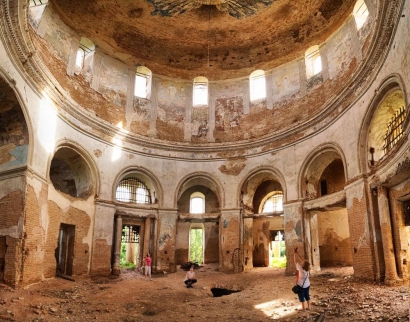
[{"xmin": 49, "ymin": 147, "xmax": 93, "ymax": 199}]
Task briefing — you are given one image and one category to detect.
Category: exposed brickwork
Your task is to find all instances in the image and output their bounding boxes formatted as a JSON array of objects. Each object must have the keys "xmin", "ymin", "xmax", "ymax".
[
  {"xmin": 346, "ymin": 186, "xmax": 376, "ymax": 280},
  {"xmin": 3, "ymin": 236, "xmax": 23, "ymax": 286},
  {"xmin": 0, "ymin": 190, "xmax": 24, "ymax": 229},
  {"xmin": 44, "ymin": 201, "xmax": 92, "ymax": 278},
  {"xmin": 204, "ymin": 222, "xmax": 219, "ymax": 263},
  {"xmin": 319, "ymin": 237, "xmax": 353, "ymax": 266},
  {"xmin": 319, "ymin": 159, "xmax": 346, "ymax": 195},
  {"xmin": 220, "ymin": 212, "xmax": 240, "ymax": 272},
  {"xmin": 22, "ymin": 184, "xmax": 47, "ymax": 285},
  {"xmin": 91, "ymin": 239, "xmax": 112, "ymax": 277}
]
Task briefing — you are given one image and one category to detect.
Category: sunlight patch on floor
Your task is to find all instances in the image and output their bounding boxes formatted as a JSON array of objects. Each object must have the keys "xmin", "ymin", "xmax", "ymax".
[{"xmin": 254, "ymin": 299, "xmax": 299, "ymax": 319}]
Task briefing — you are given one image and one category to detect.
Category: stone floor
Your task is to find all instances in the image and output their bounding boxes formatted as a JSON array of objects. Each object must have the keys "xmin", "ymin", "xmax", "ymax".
[{"xmin": 0, "ymin": 265, "xmax": 408, "ymax": 321}]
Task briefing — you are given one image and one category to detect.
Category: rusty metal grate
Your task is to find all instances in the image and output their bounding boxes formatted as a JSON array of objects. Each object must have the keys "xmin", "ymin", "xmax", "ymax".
[
  {"xmin": 383, "ymin": 106, "xmax": 406, "ymax": 154},
  {"xmin": 122, "ymin": 225, "xmax": 140, "ymax": 243},
  {"xmin": 116, "ymin": 177, "xmax": 152, "ymax": 204}
]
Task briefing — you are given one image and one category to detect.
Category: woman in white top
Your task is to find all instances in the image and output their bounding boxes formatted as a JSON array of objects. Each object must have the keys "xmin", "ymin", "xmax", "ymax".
[
  {"xmin": 293, "ymin": 247, "xmax": 311, "ymax": 310},
  {"xmin": 184, "ymin": 266, "xmax": 197, "ymax": 288}
]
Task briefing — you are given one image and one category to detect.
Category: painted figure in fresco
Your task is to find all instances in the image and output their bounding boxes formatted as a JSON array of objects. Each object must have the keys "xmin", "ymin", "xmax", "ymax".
[
  {"xmin": 197, "ymin": 121, "xmax": 209, "ymax": 138},
  {"xmin": 230, "ymin": 119, "xmax": 239, "ymax": 129}
]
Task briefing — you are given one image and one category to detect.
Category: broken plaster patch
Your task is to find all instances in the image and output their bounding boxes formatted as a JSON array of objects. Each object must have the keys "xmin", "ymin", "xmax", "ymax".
[
  {"xmin": 346, "ymin": 182, "xmax": 364, "ymax": 209},
  {"xmin": 94, "ymin": 149, "xmax": 102, "ymax": 158},
  {"xmin": 219, "ymin": 158, "xmax": 246, "ymax": 176}
]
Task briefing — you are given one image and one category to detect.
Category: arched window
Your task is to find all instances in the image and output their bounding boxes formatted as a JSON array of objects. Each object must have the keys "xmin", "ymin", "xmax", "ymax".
[
  {"xmin": 193, "ymin": 76, "xmax": 208, "ymax": 106},
  {"xmin": 190, "ymin": 192, "xmax": 205, "ymax": 214},
  {"xmin": 250, "ymin": 70, "xmax": 266, "ymax": 101},
  {"xmin": 75, "ymin": 38, "xmax": 95, "ymax": 70},
  {"xmin": 305, "ymin": 46, "xmax": 322, "ymax": 79},
  {"xmin": 353, "ymin": 0, "xmax": 369, "ymax": 30},
  {"xmin": 261, "ymin": 192, "xmax": 283, "ymax": 213},
  {"xmin": 134, "ymin": 66, "xmax": 152, "ymax": 99},
  {"xmin": 116, "ymin": 177, "xmax": 152, "ymax": 204}
]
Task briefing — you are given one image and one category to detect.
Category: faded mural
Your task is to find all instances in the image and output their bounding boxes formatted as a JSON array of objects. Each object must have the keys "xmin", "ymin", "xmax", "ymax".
[{"xmin": 215, "ymin": 96, "xmax": 244, "ymax": 132}]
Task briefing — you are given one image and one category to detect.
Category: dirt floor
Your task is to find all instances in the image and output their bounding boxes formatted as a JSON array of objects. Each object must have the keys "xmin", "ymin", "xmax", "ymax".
[{"xmin": 0, "ymin": 265, "xmax": 408, "ymax": 322}]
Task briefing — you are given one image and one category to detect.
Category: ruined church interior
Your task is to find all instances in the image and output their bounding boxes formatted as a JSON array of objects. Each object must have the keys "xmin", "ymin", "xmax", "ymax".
[{"xmin": 0, "ymin": 0, "xmax": 409, "ymax": 319}]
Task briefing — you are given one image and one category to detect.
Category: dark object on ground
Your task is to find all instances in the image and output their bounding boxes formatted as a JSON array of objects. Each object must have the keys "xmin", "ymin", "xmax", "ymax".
[
  {"xmin": 211, "ymin": 288, "xmax": 240, "ymax": 297},
  {"xmin": 180, "ymin": 262, "xmax": 201, "ymax": 270}
]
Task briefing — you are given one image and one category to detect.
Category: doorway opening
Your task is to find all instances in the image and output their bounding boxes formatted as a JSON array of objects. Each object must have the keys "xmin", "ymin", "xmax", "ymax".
[
  {"xmin": 120, "ymin": 225, "xmax": 140, "ymax": 270},
  {"xmin": 189, "ymin": 224, "xmax": 204, "ymax": 264},
  {"xmin": 269, "ymin": 230, "xmax": 286, "ymax": 268},
  {"xmin": 56, "ymin": 224, "xmax": 75, "ymax": 276}
]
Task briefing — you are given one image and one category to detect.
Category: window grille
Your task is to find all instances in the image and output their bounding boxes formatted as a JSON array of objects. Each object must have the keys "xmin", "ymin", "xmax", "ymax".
[
  {"xmin": 383, "ymin": 106, "xmax": 406, "ymax": 154},
  {"xmin": 30, "ymin": 0, "xmax": 48, "ymax": 6},
  {"xmin": 353, "ymin": 0, "xmax": 369, "ymax": 30},
  {"xmin": 122, "ymin": 225, "xmax": 140, "ymax": 243},
  {"xmin": 262, "ymin": 192, "xmax": 283, "ymax": 213},
  {"xmin": 116, "ymin": 177, "xmax": 152, "ymax": 204},
  {"xmin": 79, "ymin": 43, "xmax": 94, "ymax": 54}
]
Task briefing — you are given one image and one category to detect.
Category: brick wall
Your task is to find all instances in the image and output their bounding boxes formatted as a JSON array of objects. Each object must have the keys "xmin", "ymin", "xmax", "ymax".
[
  {"xmin": 22, "ymin": 184, "xmax": 47, "ymax": 285},
  {"xmin": 204, "ymin": 222, "xmax": 219, "ymax": 263}
]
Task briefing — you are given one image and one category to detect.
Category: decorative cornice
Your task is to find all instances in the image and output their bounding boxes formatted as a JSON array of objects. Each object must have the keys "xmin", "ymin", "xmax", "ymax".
[{"xmin": 0, "ymin": 0, "xmax": 405, "ymax": 160}]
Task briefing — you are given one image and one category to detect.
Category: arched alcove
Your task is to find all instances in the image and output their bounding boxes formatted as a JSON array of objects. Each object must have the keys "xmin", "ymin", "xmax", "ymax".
[{"xmin": 49, "ymin": 147, "xmax": 94, "ymax": 199}]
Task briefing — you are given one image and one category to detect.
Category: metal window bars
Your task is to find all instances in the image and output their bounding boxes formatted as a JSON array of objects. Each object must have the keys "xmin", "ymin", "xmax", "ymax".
[
  {"xmin": 30, "ymin": 0, "xmax": 48, "ymax": 7},
  {"xmin": 383, "ymin": 106, "xmax": 406, "ymax": 154},
  {"xmin": 122, "ymin": 225, "xmax": 140, "ymax": 243},
  {"xmin": 79, "ymin": 43, "xmax": 94, "ymax": 54},
  {"xmin": 116, "ymin": 177, "xmax": 152, "ymax": 204}
]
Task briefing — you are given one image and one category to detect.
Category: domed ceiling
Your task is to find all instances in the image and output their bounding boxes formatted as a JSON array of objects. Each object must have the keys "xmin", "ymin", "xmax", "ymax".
[{"xmin": 49, "ymin": 0, "xmax": 356, "ymax": 80}]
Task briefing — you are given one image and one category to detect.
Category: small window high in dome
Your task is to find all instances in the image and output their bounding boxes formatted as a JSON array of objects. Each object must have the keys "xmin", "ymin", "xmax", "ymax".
[
  {"xmin": 134, "ymin": 66, "xmax": 152, "ymax": 99},
  {"xmin": 75, "ymin": 38, "xmax": 95, "ymax": 70},
  {"xmin": 353, "ymin": 0, "xmax": 369, "ymax": 30},
  {"xmin": 193, "ymin": 76, "xmax": 208, "ymax": 106},
  {"xmin": 250, "ymin": 70, "xmax": 266, "ymax": 102},
  {"xmin": 305, "ymin": 45, "xmax": 322, "ymax": 79}
]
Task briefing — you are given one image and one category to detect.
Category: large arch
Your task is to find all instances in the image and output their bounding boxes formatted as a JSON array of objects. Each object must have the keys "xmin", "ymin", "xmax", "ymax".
[
  {"xmin": 298, "ymin": 143, "xmax": 351, "ymax": 272},
  {"xmin": 239, "ymin": 165, "xmax": 287, "ymax": 269},
  {"xmin": 357, "ymin": 74, "xmax": 408, "ymax": 174},
  {"xmin": 298, "ymin": 142, "xmax": 348, "ymax": 199}
]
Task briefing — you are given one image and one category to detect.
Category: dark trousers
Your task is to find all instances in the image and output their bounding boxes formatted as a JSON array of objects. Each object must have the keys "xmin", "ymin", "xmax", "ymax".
[{"xmin": 184, "ymin": 279, "xmax": 197, "ymax": 286}]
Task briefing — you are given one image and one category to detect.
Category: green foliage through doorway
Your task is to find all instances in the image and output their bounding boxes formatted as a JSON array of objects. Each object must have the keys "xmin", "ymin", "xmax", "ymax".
[{"xmin": 190, "ymin": 228, "xmax": 203, "ymax": 264}]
